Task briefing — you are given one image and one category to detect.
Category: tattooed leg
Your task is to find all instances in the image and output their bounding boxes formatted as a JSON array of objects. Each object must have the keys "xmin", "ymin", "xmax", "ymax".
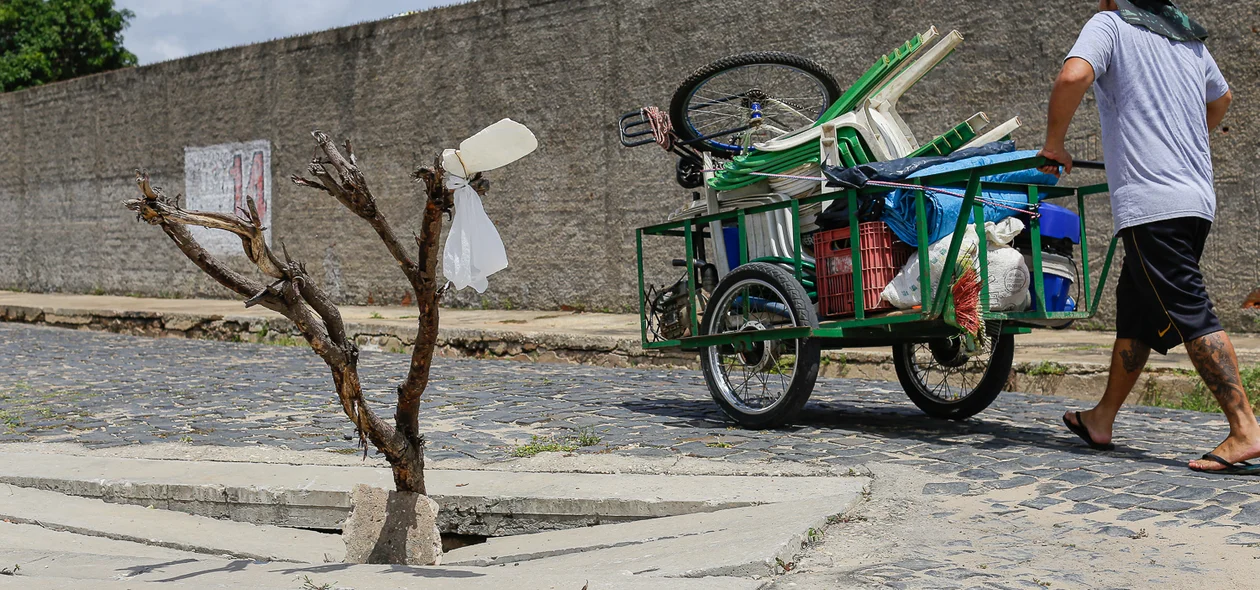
[
  {"xmin": 1065, "ymin": 338, "xmax": 1150, "ymax": 446},
  {"xmin": 1185, "ymin": 331, "xmax": 1260, "ymax": 471}
]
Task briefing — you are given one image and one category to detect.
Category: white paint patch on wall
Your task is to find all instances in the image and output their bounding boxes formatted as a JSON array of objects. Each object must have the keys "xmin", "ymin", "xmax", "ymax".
[{"xmin": 184, "ymin": 140, "xmax": 273, "ymax": 255}]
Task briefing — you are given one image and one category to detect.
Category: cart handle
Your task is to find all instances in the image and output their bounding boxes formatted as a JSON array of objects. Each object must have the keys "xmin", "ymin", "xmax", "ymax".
[{"xmin": 1072, "ymin": 159, "xmax": 1105, "ymax": 170}]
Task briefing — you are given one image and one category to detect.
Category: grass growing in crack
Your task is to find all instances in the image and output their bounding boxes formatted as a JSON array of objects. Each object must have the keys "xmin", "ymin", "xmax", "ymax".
[
  {"xmin": 827, "ymin": 513, "xmax": 867, "ymax": 525},
  {"xmin": 369, "ymin": 312, "xmax": 384, "ymax": 319},
  {"xmin": 267, "ymin": 335, "xmax": 304, "ymax": 347},
  {"xmin": 1028, "ymin": 361, "xmax": 1068, "ymax": 377},
  {"xmin": 301, "ymin": 575, "xmax": 335, "ymax": 590},
  {"xmin": 1141, "ymin": 364, "xmax": 1260, "ymax": 414},
  {"xmin": 511, "ymin": 435, "xmax": 578, "ymax": 457},
  {"xmin": 510, "ymin": 428, "xmax": 602, "ymax": 458},
  {"xmin": 574, "ymin": 427, "xmax": 602, "ymax": 447},
  {"xmin": 0, "ymin": 410, "xmax": 22, "ymax": 432}
]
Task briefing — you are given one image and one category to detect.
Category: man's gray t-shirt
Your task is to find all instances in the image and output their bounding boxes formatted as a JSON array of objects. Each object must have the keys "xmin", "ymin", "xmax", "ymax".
[{"xmin": 1067, "ymin": 11, "xmax": 1229, "ymax": 232}]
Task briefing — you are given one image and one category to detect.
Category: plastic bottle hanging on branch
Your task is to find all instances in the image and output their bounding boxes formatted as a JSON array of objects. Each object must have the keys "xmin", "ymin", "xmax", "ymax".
[{"xmin": 440, "ymin": 119, "xmax": 539, "ymax": 292}]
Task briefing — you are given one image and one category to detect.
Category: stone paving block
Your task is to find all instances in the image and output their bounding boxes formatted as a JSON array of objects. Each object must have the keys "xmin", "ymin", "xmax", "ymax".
[
  {"xmin": 1018, "ymin": 496, "xmax": 1065, "ymax": 510},
  {"xmin": 1082, "ymin": 462, "xmax": 1142, "ymax": 475},
  {"xmin": 1096, "ymin": 493, "xmax": 1148, "ymax": 510},
  {"xmin": 957, "ymin": 468, "xmax": 1002, "ymax": 481},
  {"xmin": 1094, "ymin": 476, "xmax": 1141, "ymax": 489},
  {"xmin": 1116, "ymin": 509, "xmax": 1161, "ymax": 522},
  {"xmin": 1051, "ymin": 470, "xmax": 1099, "ymax": 485},
  {"xmin": 1140, "ymin": 499, "xmax": 1197, "ymax": 512},
  {"xmin": 1126, "ymin": 481, "xmax": 1176, "ymax": 496},
  {"xmin": 1036, "ymin": 482, "xmax": 1070, "ymax": 495},
  {"xmin": 1098, "ymin": 525, "xmax": 1138, "ymax": 537},
  {"xmin": 1176, "ymin": 505, "xmax": 1231, "ymax": 521},
  {"xmin": 1160, "ymin": 486, "xmax": 1216, "ymax": 501},
  {"xmin": 1068, "ymin": 502, "xmax": 1104, "ymax": 514},
  {"xmin": 1224, "ymin": 532, "xmax": 1260, "ymax": 546},
  {"xmin": 1233, "ymin": 503, "xmax": 1260, "ymax": 525},
  {"xmin": 923, "ymin": 483, "xmax": 971, "ymax": 495},
  {"xmin": 988, "ymin": 476, "xmax": 1037, "ymax": 490},
  {"xmin": 1061, "ymin": 486, "xmax": 1110, "ymax": 502},
  {"xmin": 1210, "ymin": 491, "xmax": 1251, "ymax": 505}
]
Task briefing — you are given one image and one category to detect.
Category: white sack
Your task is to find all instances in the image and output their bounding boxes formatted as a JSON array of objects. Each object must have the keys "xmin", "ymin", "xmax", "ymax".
[
  {"xmin": 442, "ymin": 175, "xmax": 508, "ymax": 293},
  {"xmin": 880, "ymin": 218, "xmax": 1031, "ymax": 311}
]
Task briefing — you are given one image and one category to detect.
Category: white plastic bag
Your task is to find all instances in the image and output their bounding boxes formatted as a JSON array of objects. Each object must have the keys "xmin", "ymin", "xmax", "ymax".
[
  {"xmin": 882, "ymin": 227, "xmax": 979, "ymax": 310},
  {"xmin": 987, "ymin": 246, "xmax": 1032, "ymax": 311},
  {"xmin": 442, "ymin": 175, "xmax": 508, "ymax": 293},
  {"xmin": 880, "ymin": 218, "xmax": 1031, "ymax": 311}
]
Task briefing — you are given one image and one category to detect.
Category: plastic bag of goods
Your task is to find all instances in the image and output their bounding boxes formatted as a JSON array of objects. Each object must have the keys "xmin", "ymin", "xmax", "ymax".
[{"xmin": 881, "ymin": 218, "xmax": 1031, "ymax": 311}]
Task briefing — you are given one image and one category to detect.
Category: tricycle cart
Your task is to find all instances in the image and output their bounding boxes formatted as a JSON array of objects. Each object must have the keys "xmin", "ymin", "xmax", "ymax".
[{"xmin": 619, "ymin": 26, "xmax": 1117, "ymax": 429}]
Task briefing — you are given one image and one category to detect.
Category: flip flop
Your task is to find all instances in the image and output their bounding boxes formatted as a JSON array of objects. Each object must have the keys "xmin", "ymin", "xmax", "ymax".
[
  {"xmin": 1189, "ymin": 453, "xmax": 1260, "ymax": 476},
  {"xmin": 1062, "ymin": 411, "xmax": 1115, "ymax": 451}
]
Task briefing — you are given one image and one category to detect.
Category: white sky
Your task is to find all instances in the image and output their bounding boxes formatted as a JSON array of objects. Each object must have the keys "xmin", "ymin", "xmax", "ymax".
[{"xmin": 115, "ymin": 0, "xmax": 472, "ymax": 65}]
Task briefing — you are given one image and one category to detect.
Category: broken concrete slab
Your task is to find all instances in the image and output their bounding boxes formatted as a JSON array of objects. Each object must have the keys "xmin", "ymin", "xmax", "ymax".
[
  {"xmin": 0, "ymin": 484, "xmax": 342, "ymax": 563},
  {"xmin": 343, "ymin": 484, "xmax": 443, "ymax": 566},
  {"xmin": 444, "ymin": 491, "xmax": 863, "ymax": 577},
  {"xmin": 0, "ymin": 451, "xmax": 864, "ymax": 534},
  {"xmin": 0, "ymin": 549, "xmax": 767, "ymax": 590},
  {"xmin": 0, "ymin": 522, "xmax": 207, "ymax": 561}
]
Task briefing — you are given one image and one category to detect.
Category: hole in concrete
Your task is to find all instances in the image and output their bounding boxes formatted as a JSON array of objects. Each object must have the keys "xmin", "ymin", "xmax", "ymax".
[
  {"xmin": 292, "ymin": 526, "xmax": 488, "ymax": 552},
  {"xmin": 441, "ymin": 532, "xmax": 488, "ymax": 552}
]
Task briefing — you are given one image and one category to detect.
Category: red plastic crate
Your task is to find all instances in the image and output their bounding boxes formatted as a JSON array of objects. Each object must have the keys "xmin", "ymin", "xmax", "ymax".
[{"xmin": 815, "ymin": 222, "xmax": 914, "ymax": 318}]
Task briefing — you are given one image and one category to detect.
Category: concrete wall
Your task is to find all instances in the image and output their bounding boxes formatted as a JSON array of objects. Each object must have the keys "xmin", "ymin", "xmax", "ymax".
[{"xmin": 1, "ymin": 0, "xmax": 1256, "ymax": 330}]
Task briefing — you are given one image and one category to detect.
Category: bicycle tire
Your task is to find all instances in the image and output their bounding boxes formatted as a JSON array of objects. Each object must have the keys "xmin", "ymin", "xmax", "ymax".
[{"xmin": 670, "ymin": 52, "xmax": 842, "ymax": 156}]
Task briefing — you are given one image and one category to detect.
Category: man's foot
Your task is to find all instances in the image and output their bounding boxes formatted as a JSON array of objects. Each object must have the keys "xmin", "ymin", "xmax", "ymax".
[
  {"xmin": 1188, "ymin": 434, "xmax": 1260, "ymax": 472},
  {"xmin": 1063, "ymin": 409, "xmax": 1114, "ymax": 447}
]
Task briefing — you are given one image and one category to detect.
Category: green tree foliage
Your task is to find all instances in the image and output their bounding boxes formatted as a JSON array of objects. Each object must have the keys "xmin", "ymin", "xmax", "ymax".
[{"xmin": 0, "ymin": 0, "xmax": 137, "ymax": 92}]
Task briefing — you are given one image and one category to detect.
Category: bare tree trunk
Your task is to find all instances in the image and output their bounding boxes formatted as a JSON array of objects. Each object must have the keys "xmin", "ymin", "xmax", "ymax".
[{"xmin": 127, "ymin": 132, "xmax": 474, "ymax": 494}]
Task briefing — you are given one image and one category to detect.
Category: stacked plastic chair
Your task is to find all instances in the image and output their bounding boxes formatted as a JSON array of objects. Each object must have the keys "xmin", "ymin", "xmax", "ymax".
[
  {"xmin": 708, "ymin": 27, "xmax": 1023, "ymax": 195},
  {"xmin": 699, "ymin": 27, "xmax": 1024, "ymax": 277}
]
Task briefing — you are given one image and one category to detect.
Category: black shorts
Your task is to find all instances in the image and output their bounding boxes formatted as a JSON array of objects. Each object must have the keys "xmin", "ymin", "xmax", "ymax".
[{"xmin": 1115, "ymin": 217, "xmax": 1222, "ymax": 354}]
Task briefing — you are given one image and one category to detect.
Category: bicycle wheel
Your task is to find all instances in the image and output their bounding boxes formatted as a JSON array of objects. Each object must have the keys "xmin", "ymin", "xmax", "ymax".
[
  {"xmin": 892, "ymin": 334, "xmax": 1015, "ymax": 420},
  {"xmin": 670, "ymin": 52, "xmax": 841, "ymax": 156},
  {"xmin": 700, "ymin": 262, "xmax": 820, "ymax": 429}
]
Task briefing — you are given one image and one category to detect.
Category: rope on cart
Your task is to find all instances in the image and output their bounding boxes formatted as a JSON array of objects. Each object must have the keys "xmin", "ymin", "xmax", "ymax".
[
  {"xmin": 743, "ymin": 172, "xmax": 1040, "ymax": 218},
  {"xmin": 642, "ymin": 106, "xmax": 673, "ymax": 150}
]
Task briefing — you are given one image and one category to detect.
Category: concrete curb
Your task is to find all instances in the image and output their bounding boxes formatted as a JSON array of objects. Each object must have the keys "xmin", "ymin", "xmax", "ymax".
[
  {"xmin": 1, "ymin": 299, "xmax": 1213, "ymax": 402},
  {"xmin": 0, "ymin": 484, "xmax": 343, "ymax": 563},
  {"xmin": 0, "ymin": 451, "xmax": 866, "ymax": 535},
  {"xmin": 0, "ymin": 301, "xmax": 697, "ymax": 370}
]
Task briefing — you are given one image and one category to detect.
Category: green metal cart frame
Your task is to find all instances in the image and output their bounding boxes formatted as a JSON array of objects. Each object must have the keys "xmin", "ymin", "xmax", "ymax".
[{"xmin": 636, "ymin": 155, "xmax": 1117, "ymax": 428}]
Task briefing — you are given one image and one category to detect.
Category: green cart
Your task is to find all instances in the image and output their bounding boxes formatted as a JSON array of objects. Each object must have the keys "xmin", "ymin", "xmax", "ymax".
[
  {"xmin": 632, "ymin": 156, "xmax": 1115, "ymax": 428},
  {"xmin": 620, "ymin": 33, "xmax": 1118, "ymax": 428}
]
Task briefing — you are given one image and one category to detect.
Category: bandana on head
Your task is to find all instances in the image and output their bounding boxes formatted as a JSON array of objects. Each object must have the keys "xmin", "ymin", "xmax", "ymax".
[{"xmin": 1115, "ymin": 0, "xmax": 1209, "ymax": 42}]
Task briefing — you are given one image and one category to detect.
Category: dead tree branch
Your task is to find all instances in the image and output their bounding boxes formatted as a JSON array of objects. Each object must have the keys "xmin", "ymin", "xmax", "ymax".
[
  {"xmin": 288, "ymin": 133, "xmax": 476, "ymax": 493},
  {"xmin": 127, "ymin": 129, "xmax": 485, "ymax": 494},
  {"xmin": 126, "ymin": 158, "xmax": 406, "ymax": 490}
]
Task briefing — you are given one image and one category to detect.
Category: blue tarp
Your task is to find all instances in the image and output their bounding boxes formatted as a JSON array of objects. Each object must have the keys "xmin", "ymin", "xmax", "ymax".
[{"xmin": 881, "ymin": 150, "xmax": 1059, "ymax": 246}]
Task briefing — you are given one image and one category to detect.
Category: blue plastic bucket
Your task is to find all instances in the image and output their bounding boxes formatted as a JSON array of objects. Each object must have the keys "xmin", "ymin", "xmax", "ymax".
[
  {"xmin": 1030, "ymin": 253, "xmax": 1077, "ymax": 312},
  {"xmin": 723, "ymin": 225, "xmax": 743, "ymax": 271}
]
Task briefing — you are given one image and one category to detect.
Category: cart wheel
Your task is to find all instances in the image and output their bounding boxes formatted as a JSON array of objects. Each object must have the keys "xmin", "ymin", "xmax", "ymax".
[
  {"xmin": 701, "ymin": 262, "xmax": 820, "ymax": 429},
  {"xmin": 670, "ymin": 52, "xmax": 841, "ymax": 156},
  {"xmin": 892, "ymin": 334, "xmax": 1015, "ymax": 420}
]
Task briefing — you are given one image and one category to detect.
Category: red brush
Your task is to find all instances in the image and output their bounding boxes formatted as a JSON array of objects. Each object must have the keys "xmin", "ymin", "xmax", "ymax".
[{"xmin": 951, "ymin": 263, "xmax": 984, "ymax": 339}]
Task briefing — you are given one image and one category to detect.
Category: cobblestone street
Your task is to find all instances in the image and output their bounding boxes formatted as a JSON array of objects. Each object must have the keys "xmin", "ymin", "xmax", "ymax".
[{"xmin": 4, "ymin": 322, "xmax": 1260, "ymax": 588}]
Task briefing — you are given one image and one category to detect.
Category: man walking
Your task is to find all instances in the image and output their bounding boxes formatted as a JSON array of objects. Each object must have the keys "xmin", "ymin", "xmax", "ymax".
[{"xmin": 1038, "ymin": 0, "xmax": 1258, "ymax": 474}]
